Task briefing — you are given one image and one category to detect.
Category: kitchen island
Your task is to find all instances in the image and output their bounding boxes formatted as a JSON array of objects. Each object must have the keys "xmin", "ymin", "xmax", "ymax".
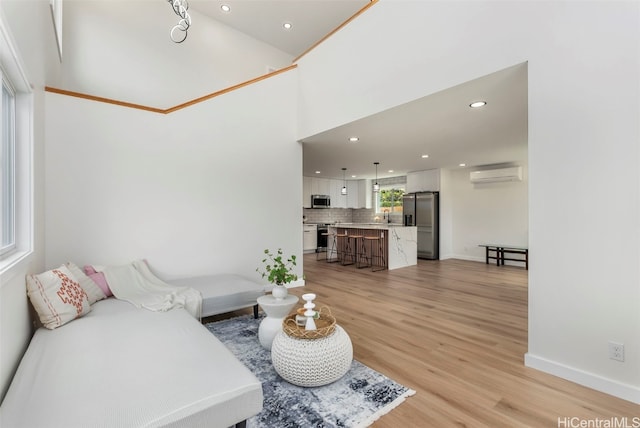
[{"xmin": 327, "ymin": 223, "xmax": 417, "ymax": 270}]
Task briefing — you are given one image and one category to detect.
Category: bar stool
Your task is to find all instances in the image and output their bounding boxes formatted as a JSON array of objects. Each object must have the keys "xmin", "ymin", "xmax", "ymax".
[
  {"xmin": 356, "ymin": 235, "xmax": 369, "ymax": 269},
  {"xmin": 317, "ymin": 232, "xmax": 329, "ymax": 261},
  {"xmin": 341, "ymin": 231, "xmax": 356, "ymax": 266},
  {"xmin": 331, "ymin": 230, "xmax": 348, "ymax": 264},
  {"xmin": 364, "ymin": 235, "xmax": 386, "ymax": 271},
  {"xmin": 345, "ymin": 232, "xmax": 364, "ymax": 266},
  {"xmin": 325, "ymin": 231, "xmax": 338, "ymax": 263}
]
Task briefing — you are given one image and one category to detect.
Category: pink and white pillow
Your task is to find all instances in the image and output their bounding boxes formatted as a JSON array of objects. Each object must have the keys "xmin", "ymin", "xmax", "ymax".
[
  {"xmin": 64, "ymin": 262, "xmax": 106, "ymax": 304},
  {"xmin": 26, "ymin": 265, "xmax": 91, "ymax": 329},
  {"xmin": 83, "ymin": 265, "xmax": 112, "ymax": 297}
]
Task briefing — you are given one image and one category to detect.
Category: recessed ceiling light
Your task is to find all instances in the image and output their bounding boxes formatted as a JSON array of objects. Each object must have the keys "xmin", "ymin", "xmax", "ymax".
[
  {"xmin": 459, "ymin": 163, "xmax": 466, "ymax": 167},
  {"xmin": 388, "ymin": 170, "xmax": 394, "ymax": 173},
  {"xmin": 283, "ymin": 22, "xmax": 293, "ymax": 30},
  {"xmin": 351, "ymin": 175, "xmax": 357, "ymax": 178},
  {"xmin": 469, "ymin": 101, "xmax": 487, "ymax": 108},
  {"xmin": 315, "ymin": 170, "xmax": 321, "ymax": 174},
  {"xmin": 421, "ymin": 154, "xmax": 429, "ymax": 158},
  {"xmin": 348, "ymin": 137, "xmax": 359, "ymax": 142},
  {"xmin": 220, "ymin": 4, "xmax": 230, "ymax": 12}
]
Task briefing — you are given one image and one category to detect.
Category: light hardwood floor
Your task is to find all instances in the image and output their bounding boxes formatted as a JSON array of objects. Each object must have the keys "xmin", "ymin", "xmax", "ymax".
[{"xmin": 282, "ymin": 255, "xmax": 639, "ymax": 427}]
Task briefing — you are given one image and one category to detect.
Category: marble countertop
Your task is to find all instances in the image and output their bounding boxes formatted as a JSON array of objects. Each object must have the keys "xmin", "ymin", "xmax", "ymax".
[{"xmin": 330, "ymin": 223, "xmax": 414, "ymax": 229}]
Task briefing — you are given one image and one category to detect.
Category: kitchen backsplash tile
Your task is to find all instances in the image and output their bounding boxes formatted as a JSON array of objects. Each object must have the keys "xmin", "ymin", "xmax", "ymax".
[
  {"xmin": 352, "ymin": 209, "xmax": 375, "ymax": 223},
  {"xmin": 360, "ymin": 210, "xmax": 402, "ymax": 224},
  {"xmin": 303, "ymin": 208, "xmax": 401, "ymax": 224},
  {"xmin": 303, "ymin": 208, "xmax": 353, "ymax": 224}
]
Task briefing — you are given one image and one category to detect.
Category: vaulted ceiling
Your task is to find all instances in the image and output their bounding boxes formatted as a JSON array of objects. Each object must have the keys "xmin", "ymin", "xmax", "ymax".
[
  {"xmin": 190, "ymin": 0, "xmax": 371, "ymax": 58},
  {"xmin": 5, "ymin": 0, "xmax": 527, "ymax": 181},
  {"xmin": 189, "ymin": 1, "xmax": 528, "ymax": 181}
]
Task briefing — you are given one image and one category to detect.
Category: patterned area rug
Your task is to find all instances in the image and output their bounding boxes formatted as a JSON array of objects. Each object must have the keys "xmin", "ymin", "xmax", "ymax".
[{"xmin": 205, "ymin": 315, "xmax": 415, "ymax": 428}]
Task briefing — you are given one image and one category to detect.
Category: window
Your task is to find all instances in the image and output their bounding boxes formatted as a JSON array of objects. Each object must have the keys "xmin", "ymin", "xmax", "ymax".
[
  {"xmin": 0, "ymin": 14, "xmax": 33, "ymax": 273},
  {"xmin": 375, "ymin": 185, "xmax": 405, "ymax": 215},
  {"xmin": 0, "ymin": 79, "xmax": 15, "ymax": 256}
]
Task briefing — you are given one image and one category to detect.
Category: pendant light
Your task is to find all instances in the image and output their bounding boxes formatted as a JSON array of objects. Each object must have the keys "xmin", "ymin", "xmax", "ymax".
[
  {"xmin": 341, "ymin": 168, "xmax": 348, "ymax": 195},
  {"xmin": 373, "ymin": 162, "xmax": 380, "ymax": 193},
  {"xmin": 168, "ymin": 0, "xmax": 191, "ymax": 43}
]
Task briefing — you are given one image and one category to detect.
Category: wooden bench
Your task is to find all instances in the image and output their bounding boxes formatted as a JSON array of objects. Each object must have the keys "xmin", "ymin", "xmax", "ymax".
[{"xmin": 479, "ymin": 244, "xmax": 528, "ymax": 270}]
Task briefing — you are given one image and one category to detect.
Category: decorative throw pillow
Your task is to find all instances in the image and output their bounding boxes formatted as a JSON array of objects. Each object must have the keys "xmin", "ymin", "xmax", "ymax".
[
  {"xmin": 26, "ymin": 265, "xmax": 91, "ymax": 329},
  {"xmin": 64, "ymin": 262, "xmax": 106, "ymax": 304},
  {"xmin": 83, "ymin": 265, "xmax": 112, "ymax": 297}
]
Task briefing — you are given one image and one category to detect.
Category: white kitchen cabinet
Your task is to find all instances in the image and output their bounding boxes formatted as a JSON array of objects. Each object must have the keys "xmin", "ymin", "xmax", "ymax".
[
  {"xmin": 346, "ymin": 180, "xmax": 359, "ymax": 208},
  {"xmin": 311, "ymin": 177, "xmax": 331, "ymax": 196},
  {"xmin": 347, "ymin": 179, "xmax": 372, "ymax": 209},
  {"xmin": 303, "ymin": 224, "xmax": 317, "ymax": 252},
  {"xmin": 360, "ymin": 179, "xmax": 373, "ymax": 209},
  {"xmin": 302, "ymin": 176, "xmax": 312, "ymax": 208},
  {"xmin": 331, "ymin": 178, "xmax": 347, "ymax": 208},
  {"xmin": 304, "ymin": 176, "xmax": 333, "ymax": 207},
  {"xmin": 345, "ymin": 180, "xmax": 372, "ymax": 209},
  {"xmin": 303, "ymin": 177, "xmax": 341, "ymax": 208},
  {"xmin": 406, "ymin": 169, "xmax": 440, "ymax": 193},
  {"xmin": 304, "ymin": 177, "xmax": 370, "ymax": 208}
]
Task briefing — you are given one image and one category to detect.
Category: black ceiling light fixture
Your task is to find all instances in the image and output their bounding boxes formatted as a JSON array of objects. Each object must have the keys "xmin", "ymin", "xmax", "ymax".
[
  {"xmin": 373, "ymin": 162, "xmax": 380, "ymax": 193},
  {"xmin": 341, "ymin": 168, "xmax": 348, "ymax": 196}
]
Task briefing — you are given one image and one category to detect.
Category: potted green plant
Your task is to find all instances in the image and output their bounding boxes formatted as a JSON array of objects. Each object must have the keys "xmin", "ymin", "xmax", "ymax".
[{"xmin": 256, "ymin": 248, "xmax": 298, "ymax": 300}]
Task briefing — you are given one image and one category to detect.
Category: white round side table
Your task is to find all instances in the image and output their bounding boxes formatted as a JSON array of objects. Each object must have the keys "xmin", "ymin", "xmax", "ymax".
[
  {"xmin": 257, "ymin": 294, "xmax": 298, "ymax": 350},
  {"xmin": 271, "ymin": 325, "xmax": 353, "ymax": 387}
]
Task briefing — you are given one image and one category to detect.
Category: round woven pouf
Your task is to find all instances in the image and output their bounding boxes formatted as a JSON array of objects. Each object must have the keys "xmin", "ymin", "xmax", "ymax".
[{"xmin": 271, "ymin": 325, "xmax": 353, "ymax": 387}]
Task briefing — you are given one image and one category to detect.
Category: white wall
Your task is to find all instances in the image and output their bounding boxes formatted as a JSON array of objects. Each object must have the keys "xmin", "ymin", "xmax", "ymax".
[
  {"xmin": 39, "ymin": 0, "xmax": 301, "ymax": 280},
  {"xmin": 438, "ymin": 169, "xmax": 453, "ymax": 259},
  {"xmin": 296, "ymin": 0, "xmax": 640, "ymax": 403},
  {"xmin": 297, "ymin": 1, "xmax": 529, "ymax": 140},
  {"xmin": 447, "ymin": 166, "xmax": 528, "ymax": 262},
  {"xmin": 45, "ymin": 70, "xmax": 301, "ymax": 281}
]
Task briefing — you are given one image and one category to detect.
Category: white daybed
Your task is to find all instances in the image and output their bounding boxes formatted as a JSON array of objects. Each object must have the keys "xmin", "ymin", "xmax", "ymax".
[
  {"xmin": 167, "ymin": 274, "xmax": 266, "ymax": 318},
  {"xmin": 0, "ymin": 298, "xmax": 263, "ymax": 428}
]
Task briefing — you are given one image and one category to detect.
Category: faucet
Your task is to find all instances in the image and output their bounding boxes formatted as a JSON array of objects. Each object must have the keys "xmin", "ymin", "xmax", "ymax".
[{"xmin": 383, "ymin": 210, "xmax": 391, "ymax": 223}]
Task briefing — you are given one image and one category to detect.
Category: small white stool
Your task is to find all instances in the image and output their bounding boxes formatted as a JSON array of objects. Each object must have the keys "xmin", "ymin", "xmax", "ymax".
[
  {"xmin": 271, "ymin": 325, "xmax": 353, "ymax": 387},
  {"xmin": 257, "ymin": 294, "xmax": 298, "ymax": 350}
]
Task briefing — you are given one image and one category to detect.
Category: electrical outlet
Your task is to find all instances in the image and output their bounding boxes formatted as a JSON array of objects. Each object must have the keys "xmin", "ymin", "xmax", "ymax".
[{"xmin": 608, "ymin": 342, "xmax": 624, "ymax": 362}]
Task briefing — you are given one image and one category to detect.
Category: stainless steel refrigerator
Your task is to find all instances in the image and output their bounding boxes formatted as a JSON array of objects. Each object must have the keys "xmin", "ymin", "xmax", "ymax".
[{"xmin": 403, "ymin": 192, "xmax": 439, "ymax": 260}]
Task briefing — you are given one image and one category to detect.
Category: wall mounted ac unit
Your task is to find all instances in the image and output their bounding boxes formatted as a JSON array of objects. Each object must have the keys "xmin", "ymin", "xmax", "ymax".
[{"xmin": 470, "ymin": 166, "xmax": 522, "ymax": 183}]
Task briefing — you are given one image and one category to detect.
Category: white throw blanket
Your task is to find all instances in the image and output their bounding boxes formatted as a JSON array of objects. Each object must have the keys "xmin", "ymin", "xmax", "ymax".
[{"xmin": 102, "ymin": 260, "xmax": 202, "ymax": 320}]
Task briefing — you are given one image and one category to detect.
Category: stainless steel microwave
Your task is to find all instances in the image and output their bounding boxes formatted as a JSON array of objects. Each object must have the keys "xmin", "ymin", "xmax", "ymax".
[{"xmin": 311, "ymin": 195, "xmax": 330, "ymax": 208}]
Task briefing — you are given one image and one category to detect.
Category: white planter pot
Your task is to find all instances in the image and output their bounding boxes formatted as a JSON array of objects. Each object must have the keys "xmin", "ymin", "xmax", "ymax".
[{"xmin": 271, "ymin": 285, "xmax": 289, "ymax": 300}]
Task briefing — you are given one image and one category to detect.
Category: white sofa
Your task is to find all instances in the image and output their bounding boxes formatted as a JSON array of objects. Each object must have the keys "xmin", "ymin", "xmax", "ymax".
[{"xmin": 0, "ymin": 298, "xmax": 263, "ymax": 428}]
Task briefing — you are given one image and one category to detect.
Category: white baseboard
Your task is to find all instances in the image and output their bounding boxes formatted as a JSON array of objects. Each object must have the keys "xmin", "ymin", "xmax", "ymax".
[{"xmin": 525, "ymin": 353, "xmax": 640, "ymax": 404}]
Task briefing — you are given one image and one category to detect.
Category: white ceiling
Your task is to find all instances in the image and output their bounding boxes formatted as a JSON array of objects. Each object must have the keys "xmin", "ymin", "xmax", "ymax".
[
  {"xmin": 301, "ymin": 62, "xmax": 529, "ymax": 180},
  {"xmin": 190, "ymin": 1, "xmax": 528, "ymax": 181},
  {"xmin": 189, "ymin": 0, "xmax": 371, "ymax": 58}
]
